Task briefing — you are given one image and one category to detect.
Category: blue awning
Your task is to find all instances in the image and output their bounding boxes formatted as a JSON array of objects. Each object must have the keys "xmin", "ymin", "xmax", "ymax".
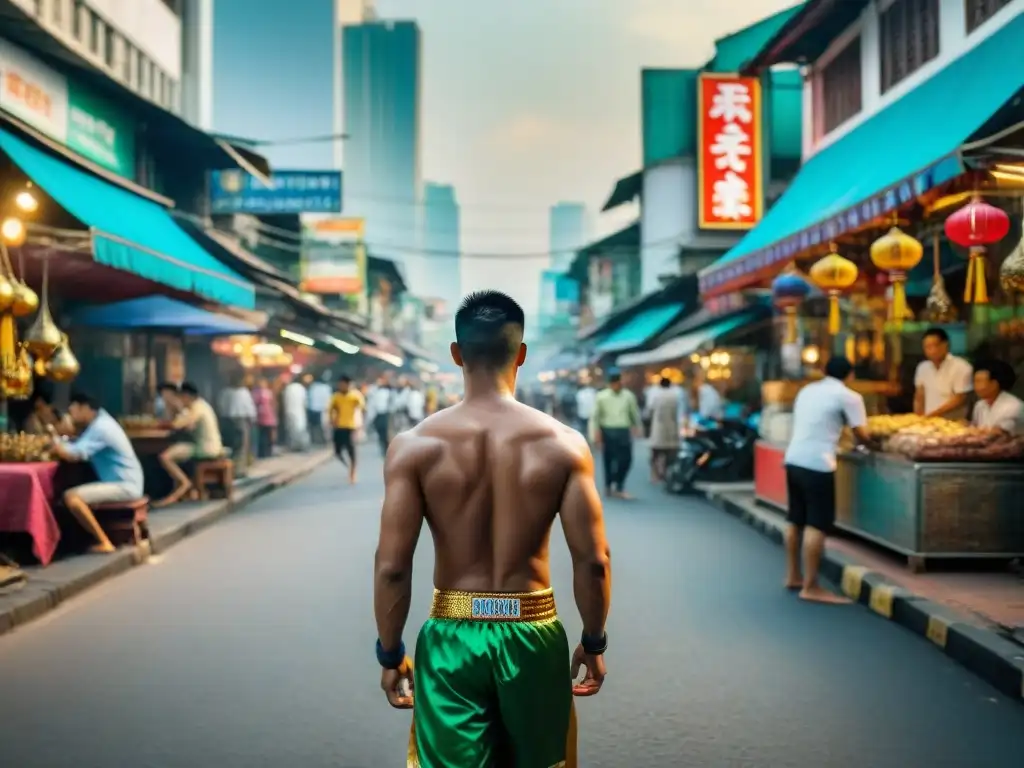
[
  {"xmin": 595, "ymin": 303, "xmax": 686, "ymax": 353},
  {"xmin": 700, "ymin": 13, "xmax": 1024, "ymax": 297},
  {"xmin": 0, "ymin": 128, "xmax": 255, "ymax": 309},
  {"xmin": 67, "ymin": 296, "xmax": 259, "ymax": 336},
  {"xmin": 617, "ymin": 309, "xmax": 762, "ymax": 367}
]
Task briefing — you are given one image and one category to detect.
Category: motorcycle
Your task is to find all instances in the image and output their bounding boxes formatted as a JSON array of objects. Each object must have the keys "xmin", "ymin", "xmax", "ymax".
[{"xmin": 665, "ymin": 416, "xmax": 758, "ymax": 495}]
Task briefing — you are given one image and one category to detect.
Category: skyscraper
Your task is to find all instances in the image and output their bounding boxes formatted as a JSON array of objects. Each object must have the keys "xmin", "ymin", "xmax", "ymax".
[
  {"xmin": 342, "ymin": 18, "xmax": 423, "ymax": 291},
  {"xmin": 548, "ymin": 202, "xmax": 589, "ymax": 272},
  {"xmin": 422, "ymin": 182, "xmax": 461, "ymax": 311}
]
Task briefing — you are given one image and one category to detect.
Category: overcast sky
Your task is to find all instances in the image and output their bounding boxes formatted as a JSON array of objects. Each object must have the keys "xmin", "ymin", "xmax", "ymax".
[{"xmin": 214, "ymin": 0, "xmax": 799, "ymax": 318}]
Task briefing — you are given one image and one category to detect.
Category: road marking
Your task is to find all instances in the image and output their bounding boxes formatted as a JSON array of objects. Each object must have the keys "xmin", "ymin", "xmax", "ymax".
[
  {"xmin": 869, "ymin": 584, "xmax": 895, "ymax": 619},
  {"xmin": 841, "ymin": 566, "xmax": 868, "ymax": 600},
  {"xmin": 926, "ymin": 615, "xmax": 949, "ymax": 649}
]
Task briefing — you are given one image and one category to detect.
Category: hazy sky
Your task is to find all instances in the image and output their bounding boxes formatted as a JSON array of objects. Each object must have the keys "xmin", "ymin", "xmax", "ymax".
[{"xmin": 214, "ymin": 0, "xmax": 798, "ymax": 318}]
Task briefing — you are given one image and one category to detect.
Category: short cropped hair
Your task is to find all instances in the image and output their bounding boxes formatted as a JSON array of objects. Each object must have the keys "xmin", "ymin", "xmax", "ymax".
[
  {"xmin": 923, "ymin": 327, "xmax": 949, "ymax": 344},
  {"xmin": 180, "ymin": 382, "xmax": 199, "ymax": 397},
  {"xmin": 975, "ymin": 360, "xmax": 1016, "ymax": 392},
  {"xmin": 454, "ymin": 291, "xmax": 525, "ymax": 369},
  {"xmin": 69, "ymin": 392, "xmax": 99, "ymax": 410},
  {"xmin": 824, "ymin": 356, "xmax": 853, "ymax": 380}
]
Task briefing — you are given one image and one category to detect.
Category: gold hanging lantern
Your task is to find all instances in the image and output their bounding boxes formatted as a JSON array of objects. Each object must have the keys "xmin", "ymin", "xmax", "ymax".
[
  {"xmin": 869, "ymin": 226, "xmax": 923, "ymax": 329},
  {"xmin": 23, "ymin": 257, "xmax": 62, "ymax": 361},
  {"xmin": 46, "ymin": 334, "xmax": 80, "ymax": 382},
  {"xmin": 3, "ymin": 344, "xmax": 33, "ymax": 399},
  {"xmin": 0, "ymin": 242, "xmax": 37, "ymax": 317},
  {"xmin": 809, "ymin": 244, "xmax": 859, "ymax": 335},
  {"xmin": 0, "ymin": 272, "xmax": 13, "ymax": 314}
]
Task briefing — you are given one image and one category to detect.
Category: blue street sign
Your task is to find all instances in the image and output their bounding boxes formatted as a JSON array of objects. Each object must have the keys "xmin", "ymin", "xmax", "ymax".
[{"xmin": 209, "ymin": 170, "xmax": 343, "ymax": 214}]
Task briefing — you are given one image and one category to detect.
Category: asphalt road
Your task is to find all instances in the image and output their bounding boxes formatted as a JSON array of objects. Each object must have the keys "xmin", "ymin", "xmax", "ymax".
[{"xmin": 2, "ymin": 443, "xmax": 1023, "ymax": 768}]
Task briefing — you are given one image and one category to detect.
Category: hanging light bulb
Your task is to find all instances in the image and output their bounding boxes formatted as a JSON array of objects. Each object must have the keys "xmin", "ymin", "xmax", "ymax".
[
  {"xmin": 1, "ymin": 217, "xmax": 26, "ymax": 246},
  {"xmin": 14, "ymin": 189, "xmax": 38, "ymax": 214}
]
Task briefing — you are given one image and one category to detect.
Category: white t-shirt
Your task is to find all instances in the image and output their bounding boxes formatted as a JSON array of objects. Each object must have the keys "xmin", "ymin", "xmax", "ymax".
[
  {"xmin": 406, "ymin": 389, "xmax": 426, "ymax": 421},
  {"xmin": 576, "ymin": 387, "xmax": 597, "ymax": 420},
  {"xmin": 914, "ymin": 355, "xmax": 973, "ymax": 416},
  {"xmin": 368, "ymin": 386, "xmax": 394, "ymax": 415},
  {"xmin": 972, "ymin": 391, "xmax": 1024, "ymax": 435},
  {"xmin": 784, "ymin": 377, "xmax": 867, "ymax": 473}
]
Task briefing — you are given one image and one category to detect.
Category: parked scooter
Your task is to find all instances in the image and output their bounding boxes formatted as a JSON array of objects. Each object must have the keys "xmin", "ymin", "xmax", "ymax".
[{"xmin": 665, "ymin": 416, "xmax": 758, "ymax": 495}]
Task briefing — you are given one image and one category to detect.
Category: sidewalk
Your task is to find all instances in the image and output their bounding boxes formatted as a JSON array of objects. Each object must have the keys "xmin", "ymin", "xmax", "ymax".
[
  {"xmin": 0, "ymin": 449, "xmax": 333, "ymax": 637},
  {"xmin": 702, "ymin": 486, "xmax": 1024, "ymax": 702}
]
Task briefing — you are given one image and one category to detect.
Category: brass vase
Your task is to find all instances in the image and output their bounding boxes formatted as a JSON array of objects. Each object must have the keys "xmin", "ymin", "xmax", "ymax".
[
  {"xmin": 0, "ymin": 243, "xmax": 36, "ymax": 317},
  {"xmin": 46, "ymin": 334, "xmax": 80, "ymax": 383},
  {"xmin": 23, "ymin": 257, "xmax": 61, "ymax": 361}
]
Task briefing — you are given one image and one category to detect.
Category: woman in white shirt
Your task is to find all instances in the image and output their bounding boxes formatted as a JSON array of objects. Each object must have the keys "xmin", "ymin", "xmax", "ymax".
[{"xmin": 971, "ymin": 360, "xmax": 1023, "ymax": 435}]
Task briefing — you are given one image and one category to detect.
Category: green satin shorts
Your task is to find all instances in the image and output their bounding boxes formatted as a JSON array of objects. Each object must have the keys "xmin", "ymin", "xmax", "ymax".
[{"xmin": 407, "ymin": 587, "xmax": 577, "ymax": 768}]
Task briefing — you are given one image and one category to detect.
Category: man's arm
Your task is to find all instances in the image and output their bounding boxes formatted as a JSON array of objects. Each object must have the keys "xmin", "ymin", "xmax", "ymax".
[
  {"xmin": 52, "ymin": 426, "xmax": 105, "ymax": 463},
  {"xmin": 373, "ymin": 432, "xmax": 425, "ymax": 652},
  {"xmin": 559, "ymin": 434, "xmax": 612, "ymax": 637},
  {"xmin": 629, "ymin": 391, "xmax": 642, "ymax": 429}
]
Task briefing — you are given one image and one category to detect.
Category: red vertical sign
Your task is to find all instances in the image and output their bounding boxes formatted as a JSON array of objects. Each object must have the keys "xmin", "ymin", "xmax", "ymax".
[{"xmin": 697, "ymin": 73, "xmax": 764, "ymax": 230}]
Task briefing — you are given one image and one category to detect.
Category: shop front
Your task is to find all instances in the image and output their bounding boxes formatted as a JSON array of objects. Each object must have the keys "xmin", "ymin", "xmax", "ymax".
[{"xmin": 698, "ymin": 12, "xmax": 1024, "ymax": 569}]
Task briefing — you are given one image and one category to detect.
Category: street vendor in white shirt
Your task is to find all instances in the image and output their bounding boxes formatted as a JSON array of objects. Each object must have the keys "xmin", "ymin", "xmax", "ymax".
[
  {"xmin": 971, "ymin": 360, "xmax": 1023, "ymax": 435},
  {"xmin": 913, "ymin": 327, "xmax": 973, "ymax": 420}
]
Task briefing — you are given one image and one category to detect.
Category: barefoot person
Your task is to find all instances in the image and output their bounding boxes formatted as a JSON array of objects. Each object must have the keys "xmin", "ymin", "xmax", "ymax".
[
  {"xmin": 373, "ymin": 291, "xmax": 612, "ymax": 768},
  {"xmin": 329, "ymin": 374, "xmax": 364, "ymax": 483},
  {"xmin": 783, "ymin": 356, "xmax": 872, "ymax": 603},
  {"xmin": 50, "ymin": 392, "xmax": 144, "ymax": 553},
  {"xmin": 154, "ymin": 382, "xmax": 223, "ymax": 507}
]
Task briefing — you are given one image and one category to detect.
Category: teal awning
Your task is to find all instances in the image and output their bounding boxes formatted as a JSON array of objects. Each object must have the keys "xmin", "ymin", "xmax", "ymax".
[
  {"xmin": 617, "ymin": 309, "xmax": 761, "ymax": 367},
  {"xmin": 601, "ymin": 171, "xmax": 642, "ymax": 212},
  {"xmin": 0, "ymin": 128, "xmax": 255, "ymax": 309},
  {"xmin": 595, "ymin": 303, "xmax": 685, "ymax": 353},
  {"xmin": 700, "ymin": 13, "xmax": 1024, "ymax": 298}
]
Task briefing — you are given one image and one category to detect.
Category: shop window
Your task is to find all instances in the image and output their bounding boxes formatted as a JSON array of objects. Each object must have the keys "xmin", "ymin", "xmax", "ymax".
[
  {"xmin": 879, "ymin": 0, "xmax": 940, "ymax": 93},
  {"xmin": 72, "ymin": 0, "xmax": 83, "ymax": 40},
  {"xmin": 104, "ymin": 27, "xmax": 116, "ymax": 68},
  {"xmin": 149, "ymin": 62, "xmax": 158, "ymax": 100},
  {"xmin": 88, "ymin": 10, "xmax": 100, "ymax": 54},
  {"xmin": 32, "ymin": 0, "xmax": 41, "ymax": 17},
  {"xmin": 52, "ymin": 0, "xmax": 63, "ymax": 26},
  {"xmin": 123, "ymin": 41, "xmax": 133, "ymax": 83},
  {"xmin": 136, "ymin": 51, "xmax": 146, "ymax": 94},
  {"xmin": 965, "ymin": 0, "xmax": 1012, "ymax": 33},
  {"xmin": 820, "ymin": 36, "xmax": 862, "ymax": 134}
]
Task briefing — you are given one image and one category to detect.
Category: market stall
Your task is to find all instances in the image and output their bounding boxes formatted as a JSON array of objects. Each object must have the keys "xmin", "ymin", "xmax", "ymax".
[{"xmin": 835, "ymin": 415, "xmax": 1024, "ymax": 571}]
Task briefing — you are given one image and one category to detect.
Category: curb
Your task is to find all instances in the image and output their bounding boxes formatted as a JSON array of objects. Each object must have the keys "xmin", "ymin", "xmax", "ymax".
[
  {"xmin": 705, "ymin": 490, "xmax": 1024, "ymax": 703},
  {"xmin": 0, "ymin": 451, "xmax": 332, "ymax": 638}
]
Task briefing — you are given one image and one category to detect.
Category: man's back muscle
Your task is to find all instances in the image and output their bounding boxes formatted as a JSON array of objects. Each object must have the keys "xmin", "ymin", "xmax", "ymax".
[{"xmin": 402, "ymin": 397, "xmax": 582, "ymax": 593}]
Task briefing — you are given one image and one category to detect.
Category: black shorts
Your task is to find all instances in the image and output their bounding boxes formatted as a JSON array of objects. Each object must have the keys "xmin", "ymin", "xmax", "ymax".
[
  {"xmin": 784, "ymin": 465, "xmax": 836, "ymax": 532},
  {"xmin": 333, "ymin": 428, "xmax": 355, "ymax": 456}
]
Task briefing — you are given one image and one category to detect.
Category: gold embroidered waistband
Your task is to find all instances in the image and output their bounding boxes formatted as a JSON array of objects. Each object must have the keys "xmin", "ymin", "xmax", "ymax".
[{"xmin": 429, "ymin": 587, "xmax": 557, "ymax": 623}]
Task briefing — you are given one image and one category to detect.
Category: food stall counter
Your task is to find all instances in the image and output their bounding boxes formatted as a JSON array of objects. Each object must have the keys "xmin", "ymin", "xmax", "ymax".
[{"xmin": 836, "ymin": 450, "xmax": 1024, "ymax": 571}]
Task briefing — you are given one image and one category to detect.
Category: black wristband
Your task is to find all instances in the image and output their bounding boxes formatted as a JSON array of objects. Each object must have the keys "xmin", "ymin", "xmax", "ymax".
[
  {"xmin": 581, "ymin": 631, "xmax": 608, "ymax": 655},
  {"xmin": 376, "ymin": 639, "xmax": 405, "ymax": 669}
]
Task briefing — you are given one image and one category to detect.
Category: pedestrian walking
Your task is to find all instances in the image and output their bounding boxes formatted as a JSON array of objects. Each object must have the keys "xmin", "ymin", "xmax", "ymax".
[
  {"xmin": 373, "ymin": 290, "xmax": 610, "ymax": 766},
  {"xmin": 251, "ymin": 377, "xmax": 277, "ymax": 459},
  {"xmin": 574, "ymin": 379, "xmax": 596, "ymax": 436},
  {"xmin": 367, "ymin": 376, "xmax": 394, "ymax": 457},
  {"xmin": 282, "ymin": 376, "xmax": 309, "ymax": 452},
  {"xmin": 217, "ymin": 373, "xmax": 257, "ymax": 476},
  {"xmin": 784, "ymin": 356, "xmax": 872, "ymax": 604},
  {"xmin": 329, "ymin": 375, "xmax": 365, "ymax": 484},
  {"xmin": 589, "ymin": 370, "xmax": 642, "ymax": 498},
  {"xmin": 305, "ymin": 373, "xmax": 333, "ymax": 446},
  {"xmin": 646, "ymin": 376, "xmax": 681, "ymax": 483}
]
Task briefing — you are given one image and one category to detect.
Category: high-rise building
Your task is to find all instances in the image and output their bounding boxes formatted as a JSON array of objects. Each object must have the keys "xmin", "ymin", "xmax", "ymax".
[
  {"xmin": 548, "ymin": 202, "xmax": 589, "ymax": 273},
  {"xmin": 342, "ymin": 18, "xmax": 423, "ymax": 292},
  {"xmin": 422, "ymin": 182, "xmax": 461, "ymax": 310}
]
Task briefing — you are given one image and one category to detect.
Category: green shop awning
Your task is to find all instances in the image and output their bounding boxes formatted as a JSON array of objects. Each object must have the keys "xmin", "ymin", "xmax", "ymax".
[
  {"xmin": 699, "ymin": 13, "xmax": 1024, "ymax": 299},
  {"xmin": 617, "ymin": 308, "xmax": 761, "ymax": 367},
  {"xmin": 595, "ymin": 302, "xmax": 686, "ymax": 353},
  {"xmin": 0, "ymin": 128, "xmax": 255, "ymax": 309}
]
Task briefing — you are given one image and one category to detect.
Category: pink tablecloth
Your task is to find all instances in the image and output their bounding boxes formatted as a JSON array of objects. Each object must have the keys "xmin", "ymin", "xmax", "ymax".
[{"xmin": 0, "ymin": 462, "xmax": 60, "ymax": 566}]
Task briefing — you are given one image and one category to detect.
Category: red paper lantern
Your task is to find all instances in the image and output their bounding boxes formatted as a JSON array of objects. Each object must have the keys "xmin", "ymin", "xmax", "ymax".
[{"xmin": 944, "ymin": 196, "xmax": 1010, "ymax": 304}]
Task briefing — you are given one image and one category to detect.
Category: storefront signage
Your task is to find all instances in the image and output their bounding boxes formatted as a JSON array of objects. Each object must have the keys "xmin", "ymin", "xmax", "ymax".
[
  {"xmin": 697, "ymin": 73, "xmax": 763, "ymax": 231},
  {"xmin": 0, "ymin": 38, "xmax": 68, "ymax": 142},
  {"xmin": 300, "ymin": 217, "xmax": 366, "ymax": 300},
  {"xmin": 209, "ymin": 170, "xmax": 343, "ymax": 214},
  {"xmin": 66, "ymin": 83, "xmax": 136, "ymax": 177}
]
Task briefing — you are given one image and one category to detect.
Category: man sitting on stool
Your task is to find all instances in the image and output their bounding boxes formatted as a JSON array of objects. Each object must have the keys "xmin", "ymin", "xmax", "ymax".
[
  {"xmin": 50, "ymin": 392, "xmax": 145, "ymax": 553},
  {"xmin": 155, "ymin": 382, "xmax": 224, "ymax": 508}
]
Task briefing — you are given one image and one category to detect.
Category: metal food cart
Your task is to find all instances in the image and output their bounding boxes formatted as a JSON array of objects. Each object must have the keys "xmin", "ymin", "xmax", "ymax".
[{"xmin": 835, "ymin": 451, "xmax": 1024, "ymax": 571}]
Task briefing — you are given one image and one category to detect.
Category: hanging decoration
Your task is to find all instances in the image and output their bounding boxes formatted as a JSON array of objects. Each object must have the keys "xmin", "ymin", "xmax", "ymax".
[
  {"xmin": 22, "ymin": 257, "xmax": 63, "ymax": 363},
  {"xmin": 0, "ymin": 243, "xmax": 36, "ymax": 400},
  {"xmin": 944, "ymin": 196, "xmax": 1009, "ymax": 304},
  {"xmin": 869, "ymin": 224, "xmax": 923, "ymax": 329},
  {"xmin": 46, "ymin": 334, "xmax": 80, "ymax": 383},
  {"xmin": 809, "ymin": 244, "xmax": 859, "ymax": 335},
  {"xmin": 924, "ymin": 233, "xmax": 957, "ymax": 323},
  {"xmin": 771, "ymin": 266, "xmax": 811, "ymax": 343}
]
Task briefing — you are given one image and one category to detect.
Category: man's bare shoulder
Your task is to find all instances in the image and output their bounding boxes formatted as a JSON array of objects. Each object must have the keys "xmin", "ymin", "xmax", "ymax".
[{"xmin": 383, "ymin": 428, "xmax": 443, "ymax": 476}]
